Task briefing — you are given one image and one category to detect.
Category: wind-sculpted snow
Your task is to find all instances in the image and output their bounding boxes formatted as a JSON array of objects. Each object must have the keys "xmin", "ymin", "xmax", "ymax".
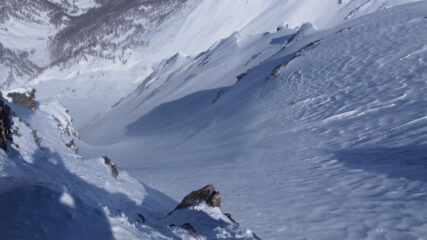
[
  {"xmin": 0, "ymin": 0, "xmax": 420, "ymax": 88},
  {"xmin": 1, "ymin": 0, "xmax": 426, "ymax": 239},
  {"xmin": 81, "ymin": 2, "xmax": 427, "ymax": 239},
  {"xmin": 21, "ymin": 0, "xmax": 420, "ymax": 129}
]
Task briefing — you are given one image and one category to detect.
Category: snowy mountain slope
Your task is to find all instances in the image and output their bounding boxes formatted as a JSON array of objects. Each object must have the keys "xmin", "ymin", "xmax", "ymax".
[
  {"xmin": 0, "ymin": 43, "xmax": 42, "ymax": 87},
  {"xmin": 79, "ymin": 28, "xmax": 301, "ymax": 142},
  {"xmin": 47, "ymin": 0, "xmax": 99, "ymax": 16},
  {"xmin": 1, "ymin": 1, "xmax": 426, "ymax": 239},
  {"xmin": 80, "ymin": 0, "xmax": 423, "ymax": 142},
  {"xmin": 25, "ymin": 0, "xmax": 189, "ymax": 127},
  {"xmin": 0, "ymin": 0, "xmax": 69, "ymax": 86},
  {"xmin": 134, "ymin": 0, "xmax": 423, "ymax": 57},
  {"xmin": 49, "ymin": 0, "xmax": 186, "ymax": 65},
  {"xmin": 0, "ymin": 0, "xmax": 179, "ymax": 123},
  {"xmin": 0, "ymin": 97, "xmax": 259, "ymax": 239},
  {"xmin": 0, "ymin": 0, "xmax": 106, "ymax": 87},
  {"xmin": 80, "ymin": 2, "xmax": 427, "ymax": 239},
  {"xmin": 24, "ymin": 0, "xmax": 421, "ymax": 128},
  {"xmin": 0, "ymin": 0, "xmax": 101, "ymax": 86}
]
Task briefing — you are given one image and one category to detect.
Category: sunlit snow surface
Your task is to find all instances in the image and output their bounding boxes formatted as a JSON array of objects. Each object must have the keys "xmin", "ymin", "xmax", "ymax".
[
  {"xmin": 0, "ymin": 101, "xmax": 257, "ymax": 239},
  {"xmin": 30, "ymin": 0, "xmax": 421, "ymax": 128},
  {"xmin": 0, "ymin": 0, "xmax": 426, "ymax": 239},
  {"xmin": 80, "ymin": 2, "xmax": 427, "ymax": 239}
]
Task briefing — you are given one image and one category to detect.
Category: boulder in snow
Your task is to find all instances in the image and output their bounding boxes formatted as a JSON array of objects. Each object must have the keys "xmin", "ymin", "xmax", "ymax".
[
  {"xmin": 6, "ymin": 88, "xmax": 37, "ymax": 110},
  {"xmin": 175, "ymin": 184, "xmax": 221, "ymax": 210},
  {"xmin": 102, "ymin": 156, "xmax": 119, "ymax": 179}
]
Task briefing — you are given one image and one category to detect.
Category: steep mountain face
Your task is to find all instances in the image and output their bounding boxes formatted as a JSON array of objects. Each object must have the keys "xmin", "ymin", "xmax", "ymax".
[
  {"xmin": 0, "ymin": 0, "xmax": 189, "ymax": 124},
  {"xmin": 1, "ymin": 0, "xmax": 420, "ymax": 89},
  {"xmin": 0, "ymin": 96, "xmax": 258, "ymax": 239},
  {"xmin": 80, "ymin": 0, "xmax": 422, "ymax": 142},
  {"xmin": 31, "ymin": 0, "xmax": 421, "ymax": 127},
  {"xmin": 0, "ymin": 0, "xmax": 426, "ymax": 239},
  {"xmin": 0, "ymin": 0, "xmax": 66, "ymax": 26},
  {"xmin": 80, "ymin": 1, "xmax": 427, "ymax": 239},
  {"xmin": 0, "ymin": 43, "xmax": 42, "ymax": 87},
  {"xmin": 0, "ymin": 0, "xmax": 68, "ymax": 86},
  {"xmin": 47, "ymin": 0, "xmax": 99, "ymax": 16},
  {"xmin": 49, "ymin": 0, "xmax": 186, "ymax": 66},
  {"xmin": 0, "ymin": 0, "xmax": 101, "ymax": 86}
]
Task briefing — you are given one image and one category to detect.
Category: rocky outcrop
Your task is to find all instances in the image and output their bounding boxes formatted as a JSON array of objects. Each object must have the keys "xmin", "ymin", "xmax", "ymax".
[
  {"xmin": 102, "ymin": 156, "xmax": 119, "ymax": 179},
  {"xmin": 65, "ymin": 139, "xmax": 79, "ymax": 154},
  {"xmin": 7, "ymin": 89, "xmax": 37, "ymax": 110},
  {"xmin": 175, "ymin": 184, "xmax": 222, "ymax": 210},
  {"xmin": 225, "ymin": 213, "xmax": 237, "ymax": 224},
  {"xmin": 335, "ymin": 26, "xmax": 352, "ymax": 35},
  {"xmin": 163, "ymin": 185, "xmax": 262, "ymax": 239},
  {"xmin": 39, "ymin": 101, "xmax": 79, "ymax": 153},
  {"xmin": 296, "ymin": 38, "xmax": 324, "ymax": 56},
  {"xmin": 31, "ymin": 129, "xmax": 41, "ymax": 147},
  {"xmin": 206, "ymin": 190, "xmax": 221, "ymax": 207},
  {"xmin": 0, "ymin": 99, "xmax": 12, "ymax": 150},
  {"xmin": 272, "ymin": 59, "xmax": 294, "ymax": 77},
  {"xmin": 272, "ymin": 38, "xmax": 324, "ymax": 78}
]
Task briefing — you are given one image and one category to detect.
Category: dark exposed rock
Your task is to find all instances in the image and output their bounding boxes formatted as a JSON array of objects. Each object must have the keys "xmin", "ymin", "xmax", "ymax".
[
  {"xmin": 272, "ymin": 59, "xmax": 294, "ymax": 77},
  {"xmin": 32, "ymin": 129, "xmax": 41, "ymax": 147},
  {"xmin": 296, "ymin": 38, "xmax": 324, "ymax": 56},
  {"xmin": 175, "ymin": 184, "xmax": 221, "ymax": 210},
  {"xmin": 206, "ymin": 191, "xmax": 221, "ymax": 208},
  {"xmin": 65, "ymin": 139, "xmax": 78, "ymax": 154},
  {"xmin": 0, "ymin": 99, "xmax": 12, "ymax": 151},
  {"xmin": 271, "ymin": 38, "xmax": 324, "ymax": 78},
  {"xmin": 236, "ymin": 72, "xmax": 247, "ymax": 82},
  {"xmin": 11, "ymin": 126, "xmax": 21, "ymax": 137},
  {"xmin": 335, "ymin": 26, "xmax": 352, "ymax": 35},
  {"xmin": 212, "ymin": 89, "xmax": 227, "ymax": 104},
  {"xmin": 276, "ymin": 23, "xmax": 289, "ymax": 32},
  {"xmin": 102, "ymin": 156, "xmax": 119, "ymax": 179},
  {"xmin": 136, "ymin": 213, "xmax": 145, "ymax": 224},
  {"xmin": 224, "ymin": 213, "xmax": 237, "ymax": 224},
  {"xmin": 7, "ymin": 89, "xmax": 37, "ymax": 110},
  {"xmin": 52, "ymin": 115, "xmax": 79, "ymax": 139}
]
